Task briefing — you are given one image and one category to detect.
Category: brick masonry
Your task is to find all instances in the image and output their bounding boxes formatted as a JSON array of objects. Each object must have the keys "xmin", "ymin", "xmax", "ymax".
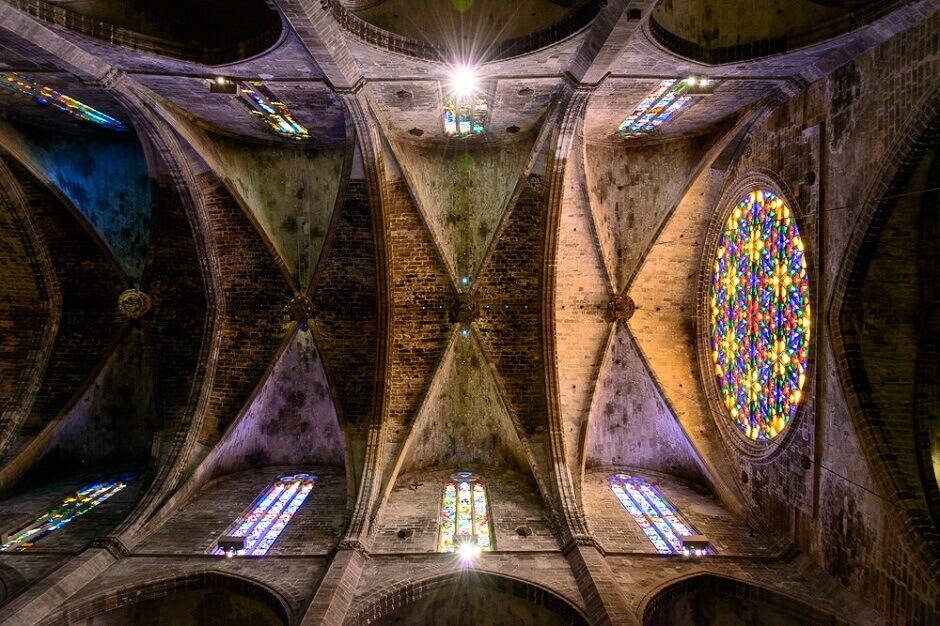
[
  {"xmin": 475, "ymin": 174, "xmax": 550, "ymax": 435},
  {"xmin": 193, "ymin": 173, "xmax": 293, "ymax": 448},
  {"xmin": 310, "ymin": 179, "xmax": 378, "ymax": 429},
  {"xmin": 0, "ymin": 1, "xmax": 936, "ymax": 624},
  {"xmin": 0, "ymin": 156, "xmax": 126, "ymax": 461},
  {"xmin": 143, "ymin": 177, "xmax": 208, "ymax": 441},
  {"xmin": 383, "ymin": 171, "xmax": 453, "ymax": 443},
  {"xmin": 0, "ymin": 160, "xmax": 52, "ymax": 453}
]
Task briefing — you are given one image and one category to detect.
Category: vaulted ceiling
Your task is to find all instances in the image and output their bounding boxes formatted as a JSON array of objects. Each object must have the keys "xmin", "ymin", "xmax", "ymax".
[{"xmin": 0, "ymin": 0, "xmax": 937, "ymax": 623}]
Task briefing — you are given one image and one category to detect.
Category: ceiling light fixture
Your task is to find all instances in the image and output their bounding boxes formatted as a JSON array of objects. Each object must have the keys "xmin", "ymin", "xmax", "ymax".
[
  {"xmin": 209, "ymin": 76, "xmax": 237, "ymax": 94},
  {"xmin": 449, "ymin": 65, "xmax": 478, "ymax": 100},
  {"xmin": 684, "ymin": 74, "xmax": 715, "ymax": 95}
]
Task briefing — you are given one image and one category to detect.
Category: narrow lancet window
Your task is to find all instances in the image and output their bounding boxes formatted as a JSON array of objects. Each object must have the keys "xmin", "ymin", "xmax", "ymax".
[
  {"xmin": 610, "ymin": 474, "xmax": 708, "ymax": 555},
  {"xmin": 0, "ymin": 476, "xmax": 132, "ymax": 552},
  {"xmin": 618, "ymin": 79, "xmax": 692, "ymax": 138},
  {"xmin": 212, "ymin": 473, "xmax": 315, "ymax": 557},
  {"xmin": 237, "ymin": 81, "xmax": 310, "ymax": 140},
  {"xmin": 0, "ymin": 72, "xmax": 127, "ymax": 131},
  {"xmin": 439, "ymin": 472, "xmax": 492, "ymax": 553}
]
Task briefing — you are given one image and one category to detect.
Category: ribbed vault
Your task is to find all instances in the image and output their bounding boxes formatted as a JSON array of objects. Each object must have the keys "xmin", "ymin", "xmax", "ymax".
[{"xmin": 0, "ymin": 0, "xmax": 936, "ymax": 624}]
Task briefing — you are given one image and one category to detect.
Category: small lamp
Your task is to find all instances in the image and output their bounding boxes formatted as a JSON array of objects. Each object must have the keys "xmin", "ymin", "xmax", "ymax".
[
  {"xmin": 217, "ymin": 535, "xmax": 245, "ymax": 557},
  {"xmin": 680, "ymin": 534, "xmax": 710, "ymax": 557}
]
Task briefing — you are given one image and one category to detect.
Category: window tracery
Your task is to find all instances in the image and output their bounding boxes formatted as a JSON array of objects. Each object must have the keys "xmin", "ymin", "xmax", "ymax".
[
  {"xmin": 443, "ymin": 96, "xmax": 487, "ymax": 137},
  {"xmin": 439, "ymin": 472, "xmax": 492, "ymax": 552},
  {"xmin": 618, "ymin": 79, "xmax": 692, "ymax": 138},
  {"xmin": 609, "ymin": 474, "xmax": 706, "ymax": 555},
  {"xmin": 709, "ymin": 189, "xmax": 811, "ymax": 441},
  {"xmin": 0, "ymin": 476, "xmax": 132, "ymax": 551},
  {"xmin": 212, "ymin": 473, "xmax": 315, "ymax": 556}
]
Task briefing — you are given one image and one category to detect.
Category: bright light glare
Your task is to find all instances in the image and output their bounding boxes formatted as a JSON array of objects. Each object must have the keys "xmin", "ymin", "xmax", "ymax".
[
  {"xmin": 449, "ymin": 65, "xmax": 478, "ymax": 99},
  {"xmin": 457, "ymin": 541, "xmax": 481, "ymax": 563}
]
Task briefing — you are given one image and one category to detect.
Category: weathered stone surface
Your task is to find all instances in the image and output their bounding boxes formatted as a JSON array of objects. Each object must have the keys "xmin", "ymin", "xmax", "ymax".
[
  {"xmin": 0, "ymin": 120, "xmax": 151, "ymax": 283},
  {"xmin": 0, "ymin": 1, "xmax": 936, "ymax": 624}
]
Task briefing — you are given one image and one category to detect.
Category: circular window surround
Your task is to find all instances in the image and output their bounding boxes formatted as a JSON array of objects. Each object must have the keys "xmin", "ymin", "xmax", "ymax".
[{"xmin": 695, "ymin": 171, "xmax": 816, "ymax": 461}]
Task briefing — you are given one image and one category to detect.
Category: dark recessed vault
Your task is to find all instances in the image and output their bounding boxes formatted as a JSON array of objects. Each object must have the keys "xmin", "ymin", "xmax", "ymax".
[
  {"xmin": 649, "ymin": 0, "xmax": 906, "ymax": 64},
  {"xmin": 15, "ymin": 0, "xmax": 282, "ymax": 64}
]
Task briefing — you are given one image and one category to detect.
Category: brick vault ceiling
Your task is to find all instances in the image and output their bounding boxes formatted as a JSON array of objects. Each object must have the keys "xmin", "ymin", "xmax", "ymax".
[{"xmin": 0, "ymin": 0, "xmax": 937, "ymax": 623}]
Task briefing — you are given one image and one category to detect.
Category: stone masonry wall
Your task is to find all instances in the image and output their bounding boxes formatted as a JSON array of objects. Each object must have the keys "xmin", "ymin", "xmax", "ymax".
[
  {"xmin": 724, "ymin": 10, "xmax": 940, "ymax": 621},
  {"xmin": 1, "ymin": 157, "xmax": 125, "ymax": 454}
]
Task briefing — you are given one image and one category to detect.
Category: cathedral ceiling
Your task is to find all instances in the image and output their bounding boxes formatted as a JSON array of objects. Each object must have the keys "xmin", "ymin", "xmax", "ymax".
[{"xmin": 0, "ymin": 2, "xmax": 937, "ymax": 621}]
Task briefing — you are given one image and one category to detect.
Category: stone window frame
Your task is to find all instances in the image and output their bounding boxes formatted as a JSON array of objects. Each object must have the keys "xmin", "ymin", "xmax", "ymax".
[
  {"xmin": 695, "ymin": 170, "xmax": 816, "ymax": 461},
  {"xmin": 209, "ymin": 472, "xmax": 317, "ymax": 557},
  {"xmin": 437, "ymin": 471, "xmax": 495, "ymax": 553},
  {"xmin": 439, "ymin": 80, "xmax": 494, "ymax": 140}
]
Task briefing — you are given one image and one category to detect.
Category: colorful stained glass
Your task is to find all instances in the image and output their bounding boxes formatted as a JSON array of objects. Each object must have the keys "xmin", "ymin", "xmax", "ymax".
[
  {"xmin": 212, "ymin": 474, "xmax": 315, "ymax": 556},
  {"xmin": 709, "ymin": 190, "xmax": 811, "ymax": 441},
  {"xmin": 0, "ymin": 72, "xmax": 127, "ymax": 131},
  {"xmin": 438, "ymin": 472, "xmax": 492, "ymax": 552},
  {"xmin": 237, "ymin": 81, "xmax": 310, "ymax": 141},
  {"xmin": 618, "ymin": 79, "xmax": 692, "ymax": 138},
  {"xmin": 610, "ymin": 474, "xmax": 706, "ymax": 555},
  {"xmin": 0, "ymin": 476, "xmax": 132, "ymax": 552},
  {"xmin": 443, "ymin": 96, "xmax": 487, "ymax": 137}
]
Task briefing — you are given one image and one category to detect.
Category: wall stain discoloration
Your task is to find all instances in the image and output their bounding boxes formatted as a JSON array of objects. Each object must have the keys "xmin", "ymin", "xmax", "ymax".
[
  {"xmin": 2, "ymin": 121, "xmax": 151, "ymax": 283},
  {"xmin": 212, "ymin": 330, "xmax": 345, "ymax": 475},
  {"xmin": 827, "ymin": 62, "xmax": 864, "ymax": 154}
]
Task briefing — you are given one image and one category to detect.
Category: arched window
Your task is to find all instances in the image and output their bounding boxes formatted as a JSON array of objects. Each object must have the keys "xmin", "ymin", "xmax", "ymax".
[
  {"xmin": 0, "ymin": 72, "xmax": 127, "ymax": 131},
  {"xmin": 709, "ymin": 189, "xmax": 811, "ymax": 441},
  {"xmin": 618, "ymin": 79, "xmax": 694, "ymax": 138},
  {"xmin": 439, "ymin": 472, "xmax": 492, "ymax": 553},
  {"xmin": 0, "ymin": 475, "xmax": 133, "ymax": 551},
  {"xmin": 236, "ymin": 81, "xmax": 310, "ymax": 141},
  {"xmin": 443, "ymin": 96, "xmax": 487, "ymax": 137},
  {"xmin": 212, "ymin": 473, "xmax": 315, "ymax": 557},
  {"xmin": 609, "ymin": 474, "xmax": 708, "ymax": 555}
]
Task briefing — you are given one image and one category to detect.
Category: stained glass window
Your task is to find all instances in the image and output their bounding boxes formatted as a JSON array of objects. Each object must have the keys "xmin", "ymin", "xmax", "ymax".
[
  {"xmin": 710, "ymin": 190, "xmax": 811, "ymax": 441},
  {"xmin": 443, "ymin": 96, "xmax": 487, "ymax": 137},
  {"xmin": 610, "ymin": 474, "xmax": 706, "ymax": 555},
  {"xmin": 0, "ymin": 72, "xmax": 128, "ymax": 131},
  {"xmin": 618, "ymin": 79, "xmax": 692, "ymax": 138},
  {"xmin": 212, "ymin": 473, "xmax": 315, "ymax": 557},
  {"xmin": 0, "ymin": 476, "xmax": 132, "ymax": 552},
  {"xmin": 237, "ymin": 81, "xmax": 310, "ymax": 141},
  {"xmin": 439, "ymin": 472, "xmax": 491, "ymax": 553}
]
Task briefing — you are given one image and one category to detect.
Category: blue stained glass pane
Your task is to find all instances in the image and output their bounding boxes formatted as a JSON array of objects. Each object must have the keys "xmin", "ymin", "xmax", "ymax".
[
  {"xmin": 1, "ymin": 476, "xmax": 133, "ymax": 552},
  {"xmin": 609, "ymin": 475, "xmax": 708, "ymax": 555},
  {"xmin": 618, "ymin": 79, "xmax": 676, "ymax": 135},
  {"xmin": 212, "ymin": 474, "xmax": 315, "ymax": 557},
  {"xmin": 236, "ymin": 82, "xmax": 310, "ymax": 141},
  {"xmin": 619, "ymin": 80, "xmax": 692, "ymax": 138},
  {"xmin": 0, "ymin": 72, "xmax": 127, "ymax": 131}
]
